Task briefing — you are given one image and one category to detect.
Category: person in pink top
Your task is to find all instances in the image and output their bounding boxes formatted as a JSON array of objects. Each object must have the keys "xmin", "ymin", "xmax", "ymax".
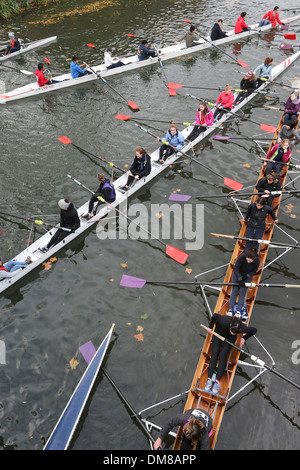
[
  {"xmin": 264, "ymin": 139, "xmax": 291, "ymax": 175},
  {"xmin": 234, "ymin": 12, "xmax": 251, "ymax": 34},
  {"xmin": 186, "ymin": 101, "xmax": 214, "ymax": 141},
  {"xmin": 213, "ymin": 85, "xmax": 234, "ymax": 121},
  {"xmin": 258, "ymin": 6, "xmax": 284, "ymax": 27}
]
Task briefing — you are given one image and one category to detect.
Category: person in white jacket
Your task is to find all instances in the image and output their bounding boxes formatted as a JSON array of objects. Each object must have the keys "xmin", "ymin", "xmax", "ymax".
[{"xmin": 104, "ymin": 48, "xmax": 125, "ymax": 69}]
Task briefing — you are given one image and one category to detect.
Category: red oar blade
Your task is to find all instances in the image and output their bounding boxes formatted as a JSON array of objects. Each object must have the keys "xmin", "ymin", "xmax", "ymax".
[
  {"xmin": 127, "ymin": 100, "xmax": 140, "ymax": 110},
  {"xmin": 283, "ymin": 33, "xmax": 296, "ymax": 40},
  {"xmin": 237, "ymin": 60, "xmax": 249, "ymax": 68},
  {"xmin": 260, "ymin": 124, "xmax": 277, "ymax": 133},
  {"xmin": 126, "ymin": 34, "xmax": 136, "ymax": 37},
  {"xmin": 167, "ymin": 83, "xmax": 183, "ymax": 89},
  {"xmin": 184, "ymin": 19, "xmax": 192, "ymax": 23},
  {"xmin": 44, "ymin": 56, "xmax": 50, "ymax": 64},
  {"xmin": 166, "ymin": 245, "xmax": 188, "ymax": 264},
  {"xmin": 58, "ymin": 135, "xmax": 72, "ymax": 144},
  {"xmin": 169, "ymin": 87, "xmax": 177, "ymax": 96},
  {"xmin": 86, "ymin": 43, "xmax": 96, "ymax": 47},
  {"xmin": 115, "ymin": 113, "xmax": 132, "ymax": 120},
  {"xmin": 120, "ymin": 275, "xmax": 146, "ymax": 288},
  {"xmin": 224, "ymin": 178, "xmax": 244, "ymax": 191}
]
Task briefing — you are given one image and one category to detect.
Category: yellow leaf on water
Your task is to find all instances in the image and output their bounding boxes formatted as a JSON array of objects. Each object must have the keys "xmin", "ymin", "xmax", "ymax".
[
  {"xmin": 42, "ymin": 262, "xmax": 52, "ymax": 271},
  {"xmin": 136, "ymin": 325, "xmax": 144, "ymax": 332},
  {"xmin": 185, "ymin": 268, "xmax": 192, "ymax": 274},
  {"xmin": 69, "ymin": 358, "xmax": 79, "ymax": 370},
  {"xmin": 50, "ymin": 257, "xmax": 57, "ymax": 262},
  {"xmin": 243, "ymin": 163, "xmax": 251, "ymax": 168},
  {"xmin": 120, "ymin": 263, "xmax": 128, "ymax": 268},
  {"xmin": 134, "ymin": 332, "xmax": 144, "ymax": 341},
  {"xmin": 156, "ymin": 212, "xmax": 164, "ymax": 218},
  {"xmin": 290, "ymin": 214, "xmax": 296, "ymax": 218},
  {"xmin": 109, "ymin": 278, "xmax": 114, "ymax": 282}
]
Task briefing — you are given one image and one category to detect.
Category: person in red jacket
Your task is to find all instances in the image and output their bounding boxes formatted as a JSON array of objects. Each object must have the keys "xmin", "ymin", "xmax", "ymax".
[
  {"xmin": 258, "ymin": 6, "xmax": 284, "ymax": 27},
  {"xmin": 234, "ymin": 12, "xmax": 251, "ymax": 34},
  {"xmin": 213, "ymin": 85, "xmax": 234, "ymax": 121},
  {"xmin": 34, "ymin": 63, "xmax": 59, "ymax": 87}
]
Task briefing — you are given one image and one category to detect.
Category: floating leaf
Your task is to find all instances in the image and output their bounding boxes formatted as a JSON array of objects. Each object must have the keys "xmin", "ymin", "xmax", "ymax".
[
  {"xmin": 0, "ymin": 228, "xmax": 6, "ymax": 234},
  {"xmin": 134, "ymin": 332, "xmax": 144, "ymax": 341},
  {"xmin": 185, "ymin": 268, "xmax": 192, "ymax": 274},
  {"xmin": 290, "ymin": 214, "xmax": 296, "ymax": 218},
  {"xmin": 140, "ymin": 313, "xmax": 148, "ymax": 319},
  {"xmin": 120, "ymin": 263, "xmax": 128, "ymax": 268},
  {"xmin": 136, "ymin": 325, "xmax": 144, "ymax": 332},
  {"xmin": 243, "ymin": 163, "xmax": 251, "ymax": 168},
  {"xmin": 69, "ymin": 358, "xmax": 79, "ymax": 369},
  {"xmin": 109, "ymin": 278, "xmax": 114, "ymax": 282},
  {"xmin": 42, "ymin": 261, "xmax": 52, "ymax": 271},
  {"xmin": 50, "ymin": 257, "xmax": 57, "ymax": 262}
]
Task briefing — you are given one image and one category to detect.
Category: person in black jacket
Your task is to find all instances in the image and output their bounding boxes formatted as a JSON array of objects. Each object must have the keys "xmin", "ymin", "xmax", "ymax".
[
  {"xmin": 210, "ymin": 19, "xmax": 228, "ymax": 41},
  {"xmin": 233, "ymin": 70, "xmax": 257, "ymax": 105},
  {"xmin": 82, "ymin": 173, "xmax": 116, "ymax": 219},
  {"xmin": 227, "ymin": 248, "xmax": 260, "ymax": 318},
  {"xmin": 121, "ymin": 147, "xmax": 151, "ymax": 191},
  {"xmin": 204, "ymin": 315, "xmax": 257, "ymax": 395},
  {"xmin": 40, "ymin": 198, "xmax": 80, "ymax": 253},
  {"xmin": 153, "ymin": 408, "xmax": 213, "ymax": 450},
  {"xmin": 255, "ymin": 173, "xmax": 281, "ymax": 207},
  {"xmin": 243, "ymin": 197, "xmax": 278, "ymax": 252}
]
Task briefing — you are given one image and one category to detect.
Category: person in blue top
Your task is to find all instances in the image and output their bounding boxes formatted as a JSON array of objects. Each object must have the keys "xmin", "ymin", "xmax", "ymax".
[
  {"xmin": 158, "ymin": 124, "xmax": 185, "ymax": 164},
  {"xmin": 254, "ymin": 56, "xmax": 273, "ymax": 86},
  {"xmin": 137, "ymin": 40, "xmax": 156, "ymax": 61},
  {"xmin": 70, "ymin": 56, "xmax": 92, "ymax": 78}
]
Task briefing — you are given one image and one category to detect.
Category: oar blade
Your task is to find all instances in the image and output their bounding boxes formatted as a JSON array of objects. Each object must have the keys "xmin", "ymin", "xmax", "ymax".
[
  {"xmin": 279, "ymin": 42, "xmax": 292, "ymax": 50},
  {"xmin": 166, "ymin": 245, "xmax": 188, "ymax": 264},
  {"xmin": 127, "ymin": 100, "xmax": 140, "ymax": 110},
  {"xmin": 283, "ymin": 33, "xmax": 296, "ymax": 40},
  {"xmin": 120, "ymin": 274, "xmax": 146, "ymax": 288},
  {"xmin": 86, "ymin": 43, "xmax": 96, "ymax": 47},
  {"xmin": 278, "ymin": 24, "xmax": 290, "ymax": 31},
  {"xmin": 237, "ymin": 60, "xmax": 249, "ymax": 68},
  {"xmin": 169, "ymin": 193, "xmax": 192, "ymax": 202},
  {"xmin": 115, "ymin": 113, "xmax": 132, "ymax": 120},
  {"xmin": 20, "ymin": 69, "xmax": 33, "ymax": 75},
  {"xmin": 260, "ymin": 123, "xmax": 277, "ymax": 133},
  {"xmin": 168, "ymin": 87, "xmax": 177, "ymax": 96},
  {"xmin": 167, "ymin": 83, "xmax": 183, "ymax": 89},
  {"xmin": 213, "ymin": 134, "xmax": 231, "ymax": 141},
  {"xmin": 223, "ymin": 178, "xmax": 244, "ymax": 191},
  {"xmin": 44, "ymin": 56, "xmax": 50, "ymax": 64},
  {"xmin": 58, "ymin": 135, "xmax": 72, "ymax": 144},
  {"xmin": 126, "ymin": 34, "xmax": 136, "ymax": 37},
  {"xmin": 184, "ymin": 19, "xmax": 192, "ymax": 23}
]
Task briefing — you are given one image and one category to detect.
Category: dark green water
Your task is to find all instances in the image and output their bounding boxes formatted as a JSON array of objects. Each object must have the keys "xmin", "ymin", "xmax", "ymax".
[{"xmin": 0, "ymin": 0, "xmax": 299, "ymax": 450}]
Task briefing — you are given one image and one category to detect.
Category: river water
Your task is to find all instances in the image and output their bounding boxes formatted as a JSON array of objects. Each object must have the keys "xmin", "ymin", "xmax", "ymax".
[{"xmin": 0, "ymin": 0, "xmax": 299, "ymax": 451}]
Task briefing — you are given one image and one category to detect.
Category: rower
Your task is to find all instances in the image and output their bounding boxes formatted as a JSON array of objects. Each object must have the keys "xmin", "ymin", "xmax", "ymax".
[
  {"xmin": 4, "ymin": 32, "xmax": 21, "ymax": 55},
  {"xmin": 283, "ymin": 92, "xmax": 300, "ymax": 126},
  {"xmin": 255, "ymin": 173, "xmax": 281, "ymax": 207},
  {"xmin": 258, "ymin": 6, "xmax": 285, "ymax": 27},
  {"xmin": 213, "ymin": 84, "xmax": 234, "ymax": 121},
  {"xmin": 0, "ymin": 256, "xmax": 31, "ymax": 280},
  {"xmin": 121, "ymin": 147, "xmax": 151, "ymax": 191},
  {"xmin": 186, "ymin": 101, "xmax": 214, "ymax": 142},
  {"xmin": 153, "ymin": 408, "xmax": 213, "ymax": 450},
  {"xmin": 234, "ymin": 12, "xmax": 251, "ymax": 34},
  {"xmin": 264, "ymin": 138, "xmax": 291, "ymax": 175},
  {"xmin": 35, "ymin": 63, "xmax": 59, "ymax": 87},
  {"xmin": 277, "ymin": 120, "xmax": 300, "ymax": 148},
  {"xmin": 137, "ymin": 40, "xmax": 156, "ymax": 61},
  {"xmin": 176, "ymin": 25, "xmax": 201, "ymax": 48},
  {"xmin": 70, "ymin": 56, "xmax": 92, "ymax": 78},
  {"xmin": 233, "ymin": 70, "xmax": 257, "ymax": 105},
  {"xmin": 254, "ymin": 56, "xmax": 273, "ymax": 86},
  {"xmin": 82, "ymin": 173, "xmax": 116, "ymax": 220},
  {"xmin": 243, "ymin": 197, "xmax": 278, "ymax": 252},
  {"xmin": 158, "ymin": 124, "xmax": 185, "ymax": 164},
  {"xmin": 104, "ymin": 47, "xmax": 125, "ymax": 69},
  {"xmin": 210, "ymin": 19, "xmax": 228, "ymax": 41}
]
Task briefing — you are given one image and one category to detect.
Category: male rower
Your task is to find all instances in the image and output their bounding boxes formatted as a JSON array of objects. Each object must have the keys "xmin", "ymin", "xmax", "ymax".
[
  {"xmin": 210, "ymin": 19, "xmax": 228, "ymax": 41},
  {"xmin": 137, "ymin": 40, "xmax": 156, "ymax": 61},
  {"xmin": 176, "ymin": 25, "xmax": 201, "ymax": 48},
  {"xmin": 70, "ymin": 56, "xmax": 92, "ymax": 78}
]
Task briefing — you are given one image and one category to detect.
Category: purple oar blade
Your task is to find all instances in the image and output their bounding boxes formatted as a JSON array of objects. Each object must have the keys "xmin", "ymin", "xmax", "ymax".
[
  {"xmin": 279, "ymin": 42, "xmax": 292, "ymax": 50},
  {"xmin": 79, "ymin": 341, "xmax": 96, "ymax": 364},
  {"xmin": 120, "ymin": 274, "xmax": 146, "ymax": 288},
  {"xmin": 169, "ymin": 193, "xmax": 191, "ymax": 202},
  {"xmin": 278, "ymin": 24, "xmax": 290, "ymax": 31},
  {"xmin": 213, "ymin": 134, "xmax": 231, "ymax": 140}
]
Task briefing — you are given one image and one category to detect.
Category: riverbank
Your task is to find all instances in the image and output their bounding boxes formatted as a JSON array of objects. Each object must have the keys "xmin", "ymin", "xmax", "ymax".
[{"xmin": 0, "ymin": 0, "xmax": 57, "ymax": 19}]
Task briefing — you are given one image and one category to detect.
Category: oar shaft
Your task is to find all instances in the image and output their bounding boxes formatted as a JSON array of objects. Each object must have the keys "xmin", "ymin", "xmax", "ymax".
[
  {"xmin": 210, "ymin": 232, "xmax": 299, "ymax": 249},
  {"xmin": 196, "ymin": 190, "xmax": 300, "ymax": 199},
  {"xmin": 71, "ymin": 142, "xmax": 126, "ymax": 173}
]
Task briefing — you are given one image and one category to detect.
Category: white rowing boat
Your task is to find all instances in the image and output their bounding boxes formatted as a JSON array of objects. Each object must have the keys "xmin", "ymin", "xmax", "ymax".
[
  {"xmin": 1, "ymin": 51, "xmax": 299, "ymax": 296},
  {"xmin": 0, "ymin": 36, "xmax": 57, "ymax": 63},
  {"xmin": 1, "ymin": 14, "xmax": 300, "ymax": 104},
  {"xmin": 44, "ymin": 323, "xmax": 114, "ymax": 450}
]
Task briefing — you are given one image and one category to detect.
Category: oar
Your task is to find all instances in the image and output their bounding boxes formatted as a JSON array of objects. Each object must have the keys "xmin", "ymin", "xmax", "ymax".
[
  {"xmin": 67, "ymin": 175, "xmax": 188, "ymax": 264},
  {"xmin": 234, "ymin": 69, "xmax": 295, "ymax": 90},
  {"xmin": 195, "ymin": 189, "xmax": 300, "ymax": 199},
  {"xmin": 101, "ymin": 367, "xmax": 156, "ymax": 445},
  {"xmin": 0, "ymin": 62, "xmax": 33, "ymax": 75},
  {"xmin": 200, "ymin": 324, "xmax": 300, "ymax": 391},
  {"xmin": 279, "ymin": 42, "xmax": 300, "ymax": 50},
  {"xmin": 212, "ymin": 134, "xmax": 274, "ymax": 142},
  {"xmin": 263, "ymin": 105, "xmax": 285, "ymax": 111},
  {"xmin": 98, "ymin": 75, "xmax": 139, "ymax": 110},
  {"xmin": 0, "ymin": 210, "xmax": 77, "ymax": 233},
  {"xmin": 132, "ymin": 121, "xmax": 244, "ymax": 191},
  {"xmin": 115, "ymin": 113, "xmax": 192, "ymax": 126},
  {"xmin": 120, "ymin": 274, "xmax": 300, "ymax": 289},
  {"xmin": 210, "ymin": 232, "xmax": 300, "ymax": 249},
  {"xmin": 58, "ymin": 136, "xmax": 126, "ymax": 173},
  {"xmin": 257, "ymin": 156, "xmax": 300, "ymax": 170}
]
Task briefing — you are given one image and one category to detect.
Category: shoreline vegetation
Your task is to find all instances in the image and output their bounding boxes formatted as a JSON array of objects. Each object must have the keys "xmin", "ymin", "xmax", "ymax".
[{"xmin": 0, "ymin": 0, "xmax": 56, "ymax": 19}]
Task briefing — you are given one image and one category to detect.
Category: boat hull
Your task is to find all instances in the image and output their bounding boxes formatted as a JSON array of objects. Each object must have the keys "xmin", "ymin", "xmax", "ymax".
[{"xmin": 0, "ymin": 36, "xmax": 57, "ymax": 63}]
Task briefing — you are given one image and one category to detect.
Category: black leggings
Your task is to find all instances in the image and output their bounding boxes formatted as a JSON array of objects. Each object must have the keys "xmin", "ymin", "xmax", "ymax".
[
  {"xmin": 207, "ymin": 335, "xmax": 236, "ymax": 381},
  {"xmin": 186, "ymin": 125, "xmax": 206, "ymax": 141},
  {"xmin": 47, "ymin": 228, "xmax": 69, "ymax": 249},
  {"xmin": 213, "ymin": 107, "xmax": 231, "ymax": 121},
  {"xmin": 159, "ymin": 144, "xmax": 175, "ymax": 161}
]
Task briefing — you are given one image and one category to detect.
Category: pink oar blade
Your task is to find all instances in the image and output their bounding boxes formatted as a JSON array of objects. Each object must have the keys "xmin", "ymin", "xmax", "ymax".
[
  {"xmin": 237, "ymin": 60, "xmax": 249, "ymax": 68},
  {"xmin": 120, "ymin": 274, "xmax": 146, "ymax": 288},
  {"xmin": 79, "ymin": 341, "xmax": 96, "ymax": 364},
  {"xmin": 223, "ymin": 178, "xmax": 244, "ymax": 191},
  {"xmin": 213, "ymin": 134, "xmax": 231, "ymax": 140},
  {"xmin": 260, "ymin": 124, "xmax": 277, "ymax": 133},
  {"xmin": 279, "ymin": 42, "xmax": 292, "ymax": 50},
  {"xmin": 169, "ymin": 193, "xmax": 192, "ymax": 202},
  {"xmin": 167, "ymin": 83, "xmax": 183, "ymax": 89},
  {"xmin": 115, "ymin": 113, "xmax": 132, "ymax": 120},
  {"xmin": 58, "ymin": 135, "xmax": 72, "ymax": 144},
  {"xmin": 166, "ymin": 245, "xmax": 188, "ymax": 264},
  {"xmin": 278, "ymin": 24, "xmax": 290, "ymax": 31}
]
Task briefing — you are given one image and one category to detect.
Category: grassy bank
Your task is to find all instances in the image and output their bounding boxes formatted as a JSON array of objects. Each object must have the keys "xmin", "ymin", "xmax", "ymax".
[{"xmin": 0, "ymin": 0, "xmax": 55, "ymax": 19}]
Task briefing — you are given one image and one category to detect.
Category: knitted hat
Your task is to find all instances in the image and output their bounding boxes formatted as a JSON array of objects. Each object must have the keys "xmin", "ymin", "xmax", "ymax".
[
  {"xmin": 245, "ymin": 70, "xmax": 253, "ymax": 79},
  {"xmin": 58, "ymin": 198, "xmax": 70, "ymax": 210},
  {"xmin": 8, "ymin": 32, "xmax": 15, "ymax": 39}
]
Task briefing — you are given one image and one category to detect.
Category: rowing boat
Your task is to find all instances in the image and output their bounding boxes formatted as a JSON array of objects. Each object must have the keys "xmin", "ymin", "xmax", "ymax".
[
  {"xmin": 172, "ymin": 115, "xmax": 299, "ymax": 449},
  {"xmin": 0, "ymin": 51, "xmax": 299, "ymax": 297},
  {"xmin": 0, "ymin": 36, "xmax": 57, "ymax": 63},
  {"xmin": 1, "ymin": 14, "xmax": 300, "ymax": 104},
  {"xmin": 43, "ymin": 323, "xmax": 114, "ymax": 450}
]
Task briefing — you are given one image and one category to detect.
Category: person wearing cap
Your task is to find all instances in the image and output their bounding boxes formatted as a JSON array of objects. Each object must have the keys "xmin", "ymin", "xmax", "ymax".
[
  {"xmin": 137, "ymin": 40, "xmax": 156, "ymax": 61},
  {"xmin": 176, "ymin": 25, "xmax": 201, "ymax": 48},
  {"xmin": 258, "ymin": 6, "xmax": 284, "ymax": 28},
  {"xmin": 4, "ymin": 32, "xmax": 21, "ymax": 55},
  {"xmin": 82, "ymin": 173, "xmax": 116, "ymax": 219},
  {"xmin": 210, "ymin": 19, "xmax": 228, "ymax": 41},
  {"xmin": 234, "ymin": 12, "xmax": 251, "ymax": 34},
  {"xmin": 104, "ymin": 48, "xmax": 125, "ymax": 69},
  {"xmin": 256, "ymin": 173, "xmax": 281, "ymax": 207},
  {"xmin": 254, "ymin": 57, "xmax": 273, "ymax": 86},
  {"xmin": 70, "ymin": 56, "xmax": 92, "ymax": 78},
  {"xmin": 204, "ymin": 314, "xmax": 257, "ymax": 395},
  {"xmin": 233, "ymin": 70, "xmax": 257, "ymax": 105},
  {"xmin": 39, "ymin": 198, "xmax": 80, "ymax": 253}
]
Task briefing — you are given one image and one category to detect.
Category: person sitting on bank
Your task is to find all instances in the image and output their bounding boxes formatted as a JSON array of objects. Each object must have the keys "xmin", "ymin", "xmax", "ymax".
[
  {"xmin": 153, "ymin": 408, "xmax": 213, "ymax": 450},
  {"xmin": 0, "ymin": 256, "xmax": 32, "ymax": 279},
  {"xmin": 35, "ymin": 63, "xmax": 59, "ymax": 87},
  {"xmin": 158, "ymin": 124, "xmax": 185, "ymax": 163},
  {"xmin": 82, "ymin": 173, "xmax": 116, "ymax": 219},
  {"xmin": 70, "ymin": 56, "xmax": 92, "ymax": 78},
  {"xmin": 210, "ymin": 19, "xmax": 228, "ymax": 41},
  {"xmin": 122, "ymin": 147, "xmax": 151, "ymax": 190},
  {"xmin": 176, "ymin": 25, "xmax": 201, "ymax": 48},
  {"xmin": 205, "ymin": 315, "xmax": 257, "ymax": 395},
  {"xmin": 234, "ymin": 12, "xmax": 251, "ymax": 34},
  {"xmin": 4, "ymin": 32, "xmax": 21, "ymax": 55},
  {"xmin": 254, "ymin": 56, "xmax": 273, "ymax": 86},
  {"xmin": 255, "ymin": 173, "xmax": 281, "ymax": 207},
  {"xmin": 258, "ymin": 6, "xmax": 284, "ymax": 27},
  {"xmin": 186, "ymin": 101, "xmax": 214, "ymax": 142},
  {"xmin": 233, "ymin": 70, "xmax": 257, "ymax": 105},
  {"xmin": 104, "ymin": 47, "xmax": 125, "ymax": 69},
  {"xmin": 40, "ymin": 198, "xmax": 80, "ymax": 253},
  {"xmin": 137, "ymin": 40, "xmax": 156, "ymax": 61}
]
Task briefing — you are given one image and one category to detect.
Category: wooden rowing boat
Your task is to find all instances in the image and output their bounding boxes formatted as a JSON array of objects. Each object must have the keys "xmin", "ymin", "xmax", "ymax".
[
  {"xmin": 1, "ymin": 51, "xmax": 299, "ymax": 297},
  {"xmin": 0, "ymin": 36, "xmax": 57, "ymax": 63},
  {"xmin": 1, "ymin": 14, "xmax": 300, "ymax": 104},
  {"xmin": 43, "ymin": 323, "xmax": 114, "ymax": 450},
  {"xmin": 172, "ymin": 116, "xmax": 299, "ymax": 449}
]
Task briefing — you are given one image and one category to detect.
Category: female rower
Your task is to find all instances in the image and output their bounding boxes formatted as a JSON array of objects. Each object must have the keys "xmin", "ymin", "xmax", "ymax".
[
  {"xmin": 186, "ymin": 102, "xmax": 214, "ymax": 142},
  {"xmin": 158, "ymin": 124, "xmax": 184, "ymax": 163},
  {"xmin": 243, "ymin": 197, "xmax": 278, "ymax": 252},
  {"xmin": 255, "ymin": 173, "xmax": 281, "ymax": 207},
  {"xmin": 277, "ymin": 120, "xmax": 300, "ymax": 148},
  {"xmin": 122, "ymin": 147, "xmax": 151, "ymax": 190},
  {"xmin": 82, "ymin": 173, "xmax": 116, "ymax": 219},
  {"xmin": 283, "ymin": 91, "xmax": 300, "ymax": 125},
  {"xmin": 234, "ymin": 12, "xmax": 251, "ymax": 34},
  {"xmin": 234, "ymin": 70, "xmax": 257, "ymax": 105},
  {"xmin": 264, "ymin": 138, "xmax": 291, "ymax": 175},
  {"xmin": 254, "ymin": 57, "xmax": 273, "ymax": 86},
  {"xmin": 213, "ymin": 85, "xmax": 234, "ymax": 121}
]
